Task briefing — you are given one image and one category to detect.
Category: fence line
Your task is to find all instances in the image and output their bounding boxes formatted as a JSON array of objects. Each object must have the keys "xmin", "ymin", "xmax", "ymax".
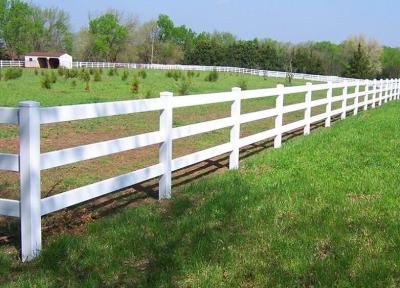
[
  {"xmin": 0, "ymin": 77, "xmax": 399, "ymax": 261},
  {"xmin": 0, "ymin": 59, "xmax": 357, "ymax": 83}
]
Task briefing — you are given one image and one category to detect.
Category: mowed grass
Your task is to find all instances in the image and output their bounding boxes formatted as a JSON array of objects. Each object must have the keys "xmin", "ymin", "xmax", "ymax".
[
  {"xmin": 0, "ymin": 68, "xmax": 332, "ymax": 200},
  {"xmin": 1, "ymin": 101, "xmax": 399, "ymax": 287}
]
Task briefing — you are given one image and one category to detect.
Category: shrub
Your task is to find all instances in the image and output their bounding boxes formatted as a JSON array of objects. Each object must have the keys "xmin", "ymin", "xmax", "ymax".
[
  {"xmin": 80, "ymin": 70, "xmax": 91, "ymax": 91},
  {"xmin": 205, "ymin": 70, "xmax": 219, "ymax": 82},
  {"xmin": 50, "ymin": 71, "xmax": 57, "ymax": 83},
  {"xmin": 121, "ymin": 70, "xmax": 129, "ymax": 81},
  {"xmin": 237, "ymin": 79, "xmax": 248, "ymax": 90},
  {"xmin": 0, "ymin": 69, "xmax": 2, "ymax": 81},
  {"xmin": 166, "ymin": 70, "xmax": 181, "ymax": 81},
  {"xmin": 108, "ymin": 68, "xmax": 115, "ymax": 76},
  {"xmin": 94, "ymin": 71, "xmax": 102, "ymax": 82},
  {"xmin": 40, "ymin": 73, "xmax": 52, "ymax": 89},
  {"xmin": 71, "ymin": 80, "xmax": 77, "ymax": 88},
  {"xmin": 65, "ymin": 69, "xmax": 79, "ymax": 79},
  {"xmin": 138, "ymin": 69, "xmax": 147, "ymax": 79},
  {"xmin": 89, "ymin": 68, "xmax": 96, "ymax": 75},
  {"xmin": 34, "ymin": 69, "xmax": 39, "ymax": 76},
  {"xmin": 4, "ymin": 67, "xmax": 23, "ymax": 81},
  {"xmin": 176, "ymin": 76, "xmax": 192, "ymax": 95},
  {"xmin": 130, "ymin": 76, "xmax": 140, "ymax": 94},
  {"xmin": 187, "ymin": 70, "xmax": 195, "ymax": 78}
]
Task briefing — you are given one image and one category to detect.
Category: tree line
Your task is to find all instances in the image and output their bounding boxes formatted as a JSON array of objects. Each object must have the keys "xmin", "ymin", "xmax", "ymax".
[{"xmin": 0, "ymin": 0, "xmax": 399, "ymax": 79}]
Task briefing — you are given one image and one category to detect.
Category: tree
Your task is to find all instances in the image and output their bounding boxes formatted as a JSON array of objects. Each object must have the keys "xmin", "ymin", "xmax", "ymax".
[
  {"xmin": 88, "ymin": 12, "xmax": 128, "ymax": 61},
  {"xmin": 344, "ymin": 43, "xmax": 371, "ymax": 79},
  {"xmin": 1, "ymin": 0, "xmax": 37, "ymax": 59},
  {"xmin": 380, "ymin": 47, "xmax": 400, "ymax": 78}
]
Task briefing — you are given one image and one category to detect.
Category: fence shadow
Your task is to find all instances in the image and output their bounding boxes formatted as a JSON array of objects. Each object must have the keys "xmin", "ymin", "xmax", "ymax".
[{"xmin": 0, "ymin": 117, "xmax": 343, "ymax": 251}]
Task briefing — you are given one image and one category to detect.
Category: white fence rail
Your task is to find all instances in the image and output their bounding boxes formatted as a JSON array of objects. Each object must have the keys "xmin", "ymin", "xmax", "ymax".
[
  {"xmin": 0, "ymin": 78, "xmax": 399, "ymax": 261},
  {"xmin": 0, "ymin": 60, "xmax": 359, "ymax": 83}
]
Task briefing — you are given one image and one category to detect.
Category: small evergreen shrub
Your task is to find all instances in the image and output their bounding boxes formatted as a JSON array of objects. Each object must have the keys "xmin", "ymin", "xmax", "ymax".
[
  {"xmin": 4, "ymin": 67, "xmax": 23, "ymax": 80},
  {"xmin": 41, "ymin": 73, "xmax": 52, "ymax": 89},
  {"xmin": 121, "ymin": 70, "xmax": 129, "ymax": 81},
  {"xmin": 237, "ymin": 79, "xmax": 248, "ymax": 90},
  {"xmin": 205, "ymin": 70, "xmax": 219, "ymax": 82},
  {"xmin": 138, "ymin": 69, "xmax": 147, "ymax": 79},
  {"xmin": 34, "ymin": 69, "xmax": 39, "ymax": 76},
  {"xmin": 176, "ymin": 76, "xmax": 192, "ymax": 95},
  {"xmin": 71, "ymin": 80, "xmax": 77, "ymax": 88},
  {"xmin": 80, "ymin": 70, "xmax": 91, "ymax": 91},
  {"xmin": 130, "ymin": 76, "xmax": 140, "ymax": 94},
  {"xmin": 50, "ymin": 71, "xmax": 57, "ymax": 83},
  {"xmin": 94, "ymin": 71, "xmax": 102, "ymax": 82}
]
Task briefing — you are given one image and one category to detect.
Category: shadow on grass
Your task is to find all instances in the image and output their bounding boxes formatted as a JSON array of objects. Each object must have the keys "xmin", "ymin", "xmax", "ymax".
[{"xmin": 0, "ymin": 116, "xmax": 343, "ymax": 256}]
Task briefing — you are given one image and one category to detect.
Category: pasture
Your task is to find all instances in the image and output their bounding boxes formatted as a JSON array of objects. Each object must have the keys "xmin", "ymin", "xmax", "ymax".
[{"xmin": 0, "ymin": 98, "xmax": 398, "ymax": 287}]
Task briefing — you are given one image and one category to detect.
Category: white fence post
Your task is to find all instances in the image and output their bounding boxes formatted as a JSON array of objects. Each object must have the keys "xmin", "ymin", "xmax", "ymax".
[
  {"xmin": 372, "ymin": 79, "xmax": 377, "ymax": 108},
  {"xmin": 341, "ymin": 81, "xmax": 348, "ymax": 119},
  {"xmin": 354, "ymin": 80, "xmax": 360, "ymax": 115},
  {"xmin": 274, "ymin": 84, "xmax": 284, "ymax": 148},
  {"xmin": 385, "ymin": 79, "xmax": 389, "ymax": 103},
  {"xmin": 304, "ymin": 82, "xmax": 312, "ymax": 135},
  {"xmin": 325, "ymin": 81, "xmax": 333, "ymax": 127},
  {"xmin": 229, "ymin": 87, "xmax": 241, "ymax": 170},
  {"xmin": 159, "ymin": 92, "xmax": 173, "ymax": 200},
  {"xmin": 364, "ymin": 81, "xmax": 369, "ymax": 111},
  {"xmin": 19, "ymin": 101, "xmax": 41, "ymax": 262},
  {"xmin": 379, "ymin": 79, "xmax": 383, "ymax": 106}
]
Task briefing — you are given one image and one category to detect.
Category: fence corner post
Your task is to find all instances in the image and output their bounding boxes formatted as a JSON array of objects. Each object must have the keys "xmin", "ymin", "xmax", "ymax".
[
  {"xmin": 304, "ymin": 82, "xmax": 313, "ymax": 135},
  {"xmin": 159, "ymin": 92, "xmax": 173, "ymax": 200},
  {"xmin": 325, "ymin": 81, "xmax": 333, "ymax": 127},
  {"xmin": 274, "ymin": 84, "xmax": 284, "ymax": 148},
  {"xmin": 229, "ymin": 87, "xmax": 241, "ymax": 170},
  {"xmin": 19, "ymin": 101, "xmax": 41, "ymax": 262}
]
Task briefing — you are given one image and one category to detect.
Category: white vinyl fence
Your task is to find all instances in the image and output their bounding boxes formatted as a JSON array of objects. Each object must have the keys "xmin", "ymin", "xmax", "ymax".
[
  {"xmin": 0, "ymin": 78, "xmax": 399, "ymax": 261},
  {"xmin": 0, "ymin": 60, "xmax": 24, "ymax": 68},
  {"xmin": 73, "ymin": 61, "xmax": 357, "ymax": 83},
  {"xmin": 0, "ymin": 60, "xmax": 357, "ymax": 83}
]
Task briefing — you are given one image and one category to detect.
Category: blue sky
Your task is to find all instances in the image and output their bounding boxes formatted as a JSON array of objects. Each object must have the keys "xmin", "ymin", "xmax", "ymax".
[{"xmin": 31, "ymin": 0, "xmax": 400, "ymax": 47}]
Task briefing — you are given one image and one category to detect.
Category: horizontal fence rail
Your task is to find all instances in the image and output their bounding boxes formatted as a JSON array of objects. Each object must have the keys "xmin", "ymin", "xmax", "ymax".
[{"xmin": 0, "ymin": 77, "xmax": 399, "ymax": 262}]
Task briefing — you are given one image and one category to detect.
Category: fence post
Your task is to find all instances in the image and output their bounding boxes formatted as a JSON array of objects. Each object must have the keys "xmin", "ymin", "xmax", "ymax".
[
  {"xmin": 372, "ymin": 79, "xmax": 377, "ymax": 108},
  {"xmin": 274, "ymin": 84, "xmax": 284, "ymax": 148},
  {"xmin": 159, "ymin": 92, "xmax": 173, "ymax": 200},
  {"xmin": 229, "ymin": 87, "xmax": 241, "ymax": 169},
  {"xmin": 341, "ymin": 81, "xmax": 348, "ymax": 119},
  {"xmin": 325, "ymin": 81, "xmax": 333, "ymax": 127},
  {"xmin": 19, "ymin": 101, "xmax": 41, "ymax": 262},
  {"xmin": 304, "ymin": 82, "xmax": 312, "ymax": 135},
  {"xmin": 397, "ymin": 79, "xmax": 400, "ymax": 100},
  {"xmin": 353, "ymin": 80, "xmax": 360, "ymax": 115},
  {"xmin": 364, "ymin": 81, "xmax": 369, "ymax": 111},
  {"xmin": 385, "ymin": 79, "xmax": 389, "ymax": 103},
  {"xmin": 379, "ymin": 79, "xmax": 383, "ymax": 106}
]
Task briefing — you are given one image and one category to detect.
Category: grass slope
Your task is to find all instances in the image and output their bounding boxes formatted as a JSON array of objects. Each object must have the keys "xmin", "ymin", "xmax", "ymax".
[{"xmin": 1, "ymin": 101, "xmax": 399, "ymax": 287}]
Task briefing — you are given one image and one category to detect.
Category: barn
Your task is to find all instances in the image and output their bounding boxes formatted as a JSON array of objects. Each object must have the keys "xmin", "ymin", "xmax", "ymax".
[{"xmin": 24, "ymin": 52, "xmax": 73, "ymax": 69}]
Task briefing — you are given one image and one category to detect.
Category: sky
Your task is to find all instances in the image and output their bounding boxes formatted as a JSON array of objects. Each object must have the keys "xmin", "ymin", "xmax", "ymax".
[{"xmin": 30, "ymin": 0, "xmax": 400, "ymax": 47}]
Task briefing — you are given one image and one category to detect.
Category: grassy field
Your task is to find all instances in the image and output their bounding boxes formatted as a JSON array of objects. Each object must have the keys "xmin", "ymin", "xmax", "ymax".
[
  {"xmin": 0, "ymin": 98, "xmax": 398, "ymax": 287},
  {"xmin": 0, "ymin": 68, "xmax": 340, "ymax": 201}
]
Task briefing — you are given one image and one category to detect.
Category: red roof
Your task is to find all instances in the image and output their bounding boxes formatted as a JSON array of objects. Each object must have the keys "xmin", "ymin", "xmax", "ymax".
[{"xmin": 26, "ymin": 52, "xmax": 67, "ymax": 57}]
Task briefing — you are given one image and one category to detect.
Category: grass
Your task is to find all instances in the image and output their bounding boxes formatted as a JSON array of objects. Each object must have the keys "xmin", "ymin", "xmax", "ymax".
[
  {"xmin": 0, "ymin": 68, "xmax": 333, "ymax": 200},
  {"xmin": 0, "ymin": 100, "xmax": 399, "ymax": 287}
]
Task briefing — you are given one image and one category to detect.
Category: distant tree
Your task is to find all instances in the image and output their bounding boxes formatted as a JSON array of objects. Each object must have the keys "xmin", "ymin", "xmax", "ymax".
[
  {"xmin": 341, "ymin": 35, "xmax": 382, "ymax": 78},
  {"xmin": 380, "ymin": 47, "xmax": 400, "ymax": 78},
  {"xmin": 344, "ymin": 43, "xmax": 371, "ymax": 79},
  {"xmin": 88, "ymin": 12, "xmax": 128, "ymax": 61},
  {"xmin": 0, "ymin": 0, "xmax": 37, "ymax": 59}
]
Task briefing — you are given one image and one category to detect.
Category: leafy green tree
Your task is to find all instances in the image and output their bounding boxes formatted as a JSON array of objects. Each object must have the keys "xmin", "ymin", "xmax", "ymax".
[
  {"xmin": 88, "ymin": 13, "xmax": 128, "ymax": 61},
  {"xmin": 380, "ymin": 47, "xmax": 400, "ymax": 78}
]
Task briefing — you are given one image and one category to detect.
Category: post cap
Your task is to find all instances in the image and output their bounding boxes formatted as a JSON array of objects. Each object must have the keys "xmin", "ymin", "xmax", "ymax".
[
  {"xmin": 19, "ymin": 101, "xmax": 40, "ymax": 107},
  {"xmin": 160, "ymin": 91, "xmax": 173, "ymax": 97}
]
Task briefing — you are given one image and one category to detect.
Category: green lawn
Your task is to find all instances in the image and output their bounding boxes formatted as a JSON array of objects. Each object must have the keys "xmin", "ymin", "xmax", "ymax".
[{"xmin": 1, "ymin": 100, "xmax": 399, "ymax": 287}]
